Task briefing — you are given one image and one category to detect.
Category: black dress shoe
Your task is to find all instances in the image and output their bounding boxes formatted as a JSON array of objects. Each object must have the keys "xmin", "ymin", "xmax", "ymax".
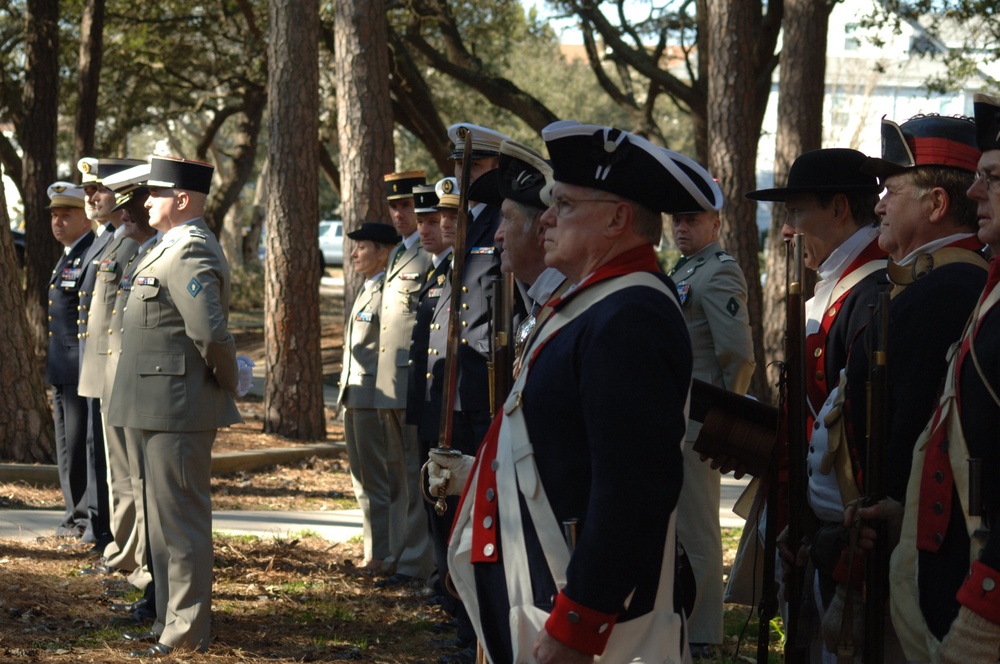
[
  {"xmin": 111, "ymin": 598, "xmax": 147, "ymax": 614},
  {"xmin": 128, "ymin": 643, "xmax": 173, "ymax": 658},
  {"xmin": 101, "ymin": 577, "xmax": 131, "ymax": 588},
  {"xmin": 122, "ymin": 630, "xmax": 158, "ymax": 643},
  {"xmin": 374, "ymin": 573, "xmax": 413, "ymax": 588},
  {"xmin": 81, "ymin": 564, "xmax": 116, "ymax": 576}
]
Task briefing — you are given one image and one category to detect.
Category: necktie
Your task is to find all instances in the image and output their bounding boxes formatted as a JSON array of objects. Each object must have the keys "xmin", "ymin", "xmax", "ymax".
[
  {"xmin": 669, "ymin": 255, "xmax": 688, "ymax": 277},
  {"xmin": 390, "ymin": 245, "xmax": 403, "ymax": 270}
]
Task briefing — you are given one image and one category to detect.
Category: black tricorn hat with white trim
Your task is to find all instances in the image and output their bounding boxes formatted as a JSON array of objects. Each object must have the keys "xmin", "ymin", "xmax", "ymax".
[
  {"xmin": 974, "ymin": 93, "xmax": 1000, "ymax": 152},
  {"xmin": 147, "ymin": 156, "xmax": 214, "ymax": 194},
  {"xmin": 541, "ymin": 121, "xmax": 722, "ymax": 214},
  {"xmin": 497, "ymin": 140, "xmax": 553, "ymax": 210}
]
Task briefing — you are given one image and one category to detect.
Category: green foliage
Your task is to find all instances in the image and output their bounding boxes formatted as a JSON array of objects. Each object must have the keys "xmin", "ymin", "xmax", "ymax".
[{"xmin": 229, "ymin": 262, "xmax": 265, "ymax": 312}]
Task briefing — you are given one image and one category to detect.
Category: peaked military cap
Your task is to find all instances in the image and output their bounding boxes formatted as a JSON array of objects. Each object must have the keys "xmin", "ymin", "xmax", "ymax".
[
  {"xmin": 147, "ymin": 156, "xmax": 214, "ymax": 194},
  {"xmin": 541, "ymin": 120, "xmax": 723, "ymax": 214},
  {"xmin": 103, "ymin": 163, "xmax": 152, "ymax": 212},
  {"xmin": 347, "ymin": 222, "xmax": 401, "ymax": 246},
  {"xmin": 974, "ymin": 93, "xmax": 1000, "ymax": 152},
  {"xmin": 384, "ymin": 170, "xmax": 426, "ymax": 200},
  {"xmin": 497, "ymin": 140, "xmax": 553, "ymax": 209},
  {"xmin": 448, "ymin": 123, "xmax": 511, "ymax": 160},
  {"xmin": 435, "ymin": 177, "xmax": 461, "ymax": 210},
  {"xmin": 413, "ymin": 184, "xmax": 440, "ymax": 214},
  {"xmin": 746, "ymin": 149, "xmax": 882, "ymax": 201},
  {"xmin": 77, "ymin": 157, "xmax": 146, "ymax": 185},
  {"xmin": 863, "ymin": 114, "xmax": 981, "ymax": 178},
  {"xmin": 47, "ymin": 181, "xmax": 87, "ymax": 209}
]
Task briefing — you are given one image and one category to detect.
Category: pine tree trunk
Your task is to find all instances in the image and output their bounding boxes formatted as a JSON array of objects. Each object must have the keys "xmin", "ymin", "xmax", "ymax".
[
  {"xmin": 263, "ymin": 0, "xmax": 325, "ymax": 439},
  {"xmin": 707, "ymin": 0, "xmax": 768, "ymax": 400},
  {"xmin": 0, "ymin": 177, "xmax": 55, "ymax": 462},
  {"xmin": 762, "ymin": 0, "xmax": 831, "ymax": 401},
  {"xmin": 333, "ymin": 0, "xmax": 394, "ymax": 315}
]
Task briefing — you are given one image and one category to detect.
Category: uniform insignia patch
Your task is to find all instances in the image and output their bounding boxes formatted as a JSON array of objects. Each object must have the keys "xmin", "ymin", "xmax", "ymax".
[
  {"xmin": 716, "ymin": 251, "xmax": 736, "ymax": 263},
  {"xmin": 356, "ymin": 312, "xmax": 374, "ymax": 323},
  {"xmin": 401, "ymin": 272, "xmax": 420, "ymax": 280},
  {"xmin": 187, "ymin": 278, "xmax": 203, "ymax": 297},
  {"xmin": 470, "ymin": 247, "xmax": 496, "ymax": 255},
  {"xmin": 189, "ymin": 229, "xmax": 207, "ymax": 240},
  {"xmin": 428, "ymin": 287, "xmax": 443, "ymax": 298},
  {"xmin": 677, "ymin": 283, "xmax": 691, "ymax": 306},
  {"xmin": 120, "ymin": 278, "xmax": 132, "ymax": 291},
  {"xmin": 100, "ymin": 259, "xmax": 118, "ymax": 272},
  {"xmin": 136, "ymin": 277, "xmax": 159, "ymax": 287},
  {"xmin": 437, "ymin": 274, "xmax": 446, "ymax": 285},
  {"xmin": 727, "ymin": 296, "xmax": 740, "ymax": 316}
]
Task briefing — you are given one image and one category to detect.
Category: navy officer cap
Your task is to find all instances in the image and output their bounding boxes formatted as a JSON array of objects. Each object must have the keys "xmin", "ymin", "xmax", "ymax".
[
  {"xmin": 147, "ymin": 155, "xmax": 214, "ymax": 194},
  {"xmin": 347, "ymin": 222, "xmax": 401, "ymax": 246},
  {"xmin": 541, "ymin": 121, "xmax": 722, "ymax": 214}
]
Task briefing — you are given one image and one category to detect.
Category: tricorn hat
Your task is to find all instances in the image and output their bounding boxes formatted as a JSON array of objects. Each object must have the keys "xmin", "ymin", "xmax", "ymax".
[
  {"xmin": 77, "ymin": 157, "xmax": 146, "ymax": 186},
  {"xmin": 541, "ymin": 121, "xmax": 723, "ymax": 214},
  {"xmin": 466, "ymin": 169, "xmax": 504, "ymax": 207},
  {"xmin": 347, "ymin": 222, "xmax": 401, "ymax": 246},
  {"xmin": 746, "ymin": 148, "xmax": 882, "ymax": 201},
  {"xmin": 448, "ymin": 123, "xmax": 511, "ymax": 160},
  {"xmin": 498, "ymin": 140, "xmax": 553, "ymax": 210},
  {"xmin": 147, "ymin": 156, "xmax": 214, "ymax": 194},
  {"xmin": 974, "ymin": 93, "xmax": 1000, "ymax": 152},
  {"xmin": 384, "ymin": 170, "xmax": 426, "ymax": 200},
  {"xmin": 862, "ymin": 114, "xmax": 981, "ymax": 179}
]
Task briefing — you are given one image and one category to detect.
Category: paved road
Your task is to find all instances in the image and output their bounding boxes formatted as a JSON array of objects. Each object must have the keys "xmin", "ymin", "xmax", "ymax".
[{"xmin": 0, "ymin": 475, "xmax": 750, "ymax": 542}]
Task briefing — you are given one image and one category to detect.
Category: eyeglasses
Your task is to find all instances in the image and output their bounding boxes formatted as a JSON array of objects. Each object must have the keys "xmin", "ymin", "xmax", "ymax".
[
  {"xmin": 974, "ymin": 170, "xmax": 1000, "ymax": 192},
  {"xmin": 549, "ymin": 195, "xmax": 621, "ymax": 218}
]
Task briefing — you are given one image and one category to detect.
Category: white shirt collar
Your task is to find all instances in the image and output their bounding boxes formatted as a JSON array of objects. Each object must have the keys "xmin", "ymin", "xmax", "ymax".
[{"xmin": 897, "ymin": 233, "xmax": 978, "ymax": 266}]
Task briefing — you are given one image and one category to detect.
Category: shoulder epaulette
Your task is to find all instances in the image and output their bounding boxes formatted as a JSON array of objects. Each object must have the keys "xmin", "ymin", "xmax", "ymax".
[{"xmin": 715, "ymin": 251, "xmax": 736, "ymax": 264}]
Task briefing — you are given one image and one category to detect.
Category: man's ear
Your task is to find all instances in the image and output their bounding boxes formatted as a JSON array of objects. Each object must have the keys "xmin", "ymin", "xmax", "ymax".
[
  {"xmin": 606, "ymin": 201, "xmax": 631, "ymax": 237},
  {"xmin": 175, "ymin": 190, "xmax": 191, "ymax": 211},
  {"xmin": 926, "ymin": 187, "xmax": 950, "ymax": 224}
]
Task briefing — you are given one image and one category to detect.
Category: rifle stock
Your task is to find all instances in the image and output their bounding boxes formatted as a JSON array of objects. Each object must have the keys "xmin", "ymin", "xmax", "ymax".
[
  {"xmin": 433, "ymin": 131, "xmax": 473, "ymax": 516},
  {"xmin": 863, "ymin": 290, "xmax": 890, "ymax": 664},
  {"xmin": 784, "ymin": 233, "xmax": 810, "ymax": 662},
  {"xmin": 488, "ymin": 273, "xmax": 514, "ymax": 416}
]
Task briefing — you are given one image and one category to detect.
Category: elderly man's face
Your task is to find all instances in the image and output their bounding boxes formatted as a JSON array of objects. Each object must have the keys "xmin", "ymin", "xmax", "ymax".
[
  {"xmin": 875, "ymin": 172, "xmax": 931, "ymax": 261},
  {"xmin": 968, "ymin": 150, "xmax": 1000, "ymax": 252},
  {"xmin": 539, "ymin": 182, "xmax": 622, "ymax": 281},
  {"xmin": 496, "ymin": 199, "xmax": 544, "ymax": 280},
  {"xmin": 389, "ymin": 198, "xmax": 418, "ymax": 237}
]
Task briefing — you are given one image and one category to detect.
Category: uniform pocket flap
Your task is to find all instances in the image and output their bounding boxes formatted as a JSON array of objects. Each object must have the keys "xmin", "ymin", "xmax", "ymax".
[{"xmin": 136, "ymin": 353, "xmax": 185, "ymax": 376}]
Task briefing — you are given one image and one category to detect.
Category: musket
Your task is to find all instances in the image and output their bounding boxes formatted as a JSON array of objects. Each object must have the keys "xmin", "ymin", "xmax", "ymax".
[
  {"xmin": 783, "ymin": 233, "xmax": 810, "ymax": 663},
  {"xmin": 487, "ymin": 273, "xmax": 514, "ymax": 417},
  {"xmin": 863, "ymin": 290, "xmax": 890, "ymax": 664},
  {"xmin": 431, "ymin": 130, "xmax": 473, "ymax": 516}
]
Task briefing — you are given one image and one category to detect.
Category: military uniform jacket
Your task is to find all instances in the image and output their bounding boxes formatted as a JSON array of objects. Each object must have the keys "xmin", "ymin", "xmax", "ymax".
[
  {"xmin": 78, "ymin": 234, "xmax": 139, "ymax": 398},
  {"xmin": 443, "ymin": 203, "xmax": 501, "ymax": 412},
  {"xmin": 845, "ymin": 254, "xmax": 987, "ymax": 503},
  {"xmin": 102, "ymin": 238, "xmax": 151, "ymax": 403},
  {"xmin": 451, "ymin": 247, "xmax": 691, "ymax": 660},
  {"xmin": 47, "ymin": 232, "xmax": 96, "ymax": 385},
  {"xmin": 406, "ymin": 258, "xmax": 452, "ymax": 442},
  {"xmin": 337, "ymin": 275, "xmax": 386, "ymax": 409},
  {"xmin": 672, "ymin": 241, "xmax": 754, "ymax": 440},
  {"xmin": 373, "ymin": 238, "xmax": 431, "ymax": 409},
  {"xmin": 105, "ymin": 219, "xmax": 242, "ymax": 432},
  {"xmin": 77, "ymin": 223, "xmax": 116, "ymax": 363}
]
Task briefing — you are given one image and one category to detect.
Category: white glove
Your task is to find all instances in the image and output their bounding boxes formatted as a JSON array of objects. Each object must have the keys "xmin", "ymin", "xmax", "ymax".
[
  {"xmin": 939, "ymin": 606, "xmax": 1000, "ymax": 664},
  {"xmin": 236, "ymin": 355, "xmax": 255, "ymax": 397},
  {"xmin": 426, "ymin": 451, "xmax": 475, "ymax": 497}
]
